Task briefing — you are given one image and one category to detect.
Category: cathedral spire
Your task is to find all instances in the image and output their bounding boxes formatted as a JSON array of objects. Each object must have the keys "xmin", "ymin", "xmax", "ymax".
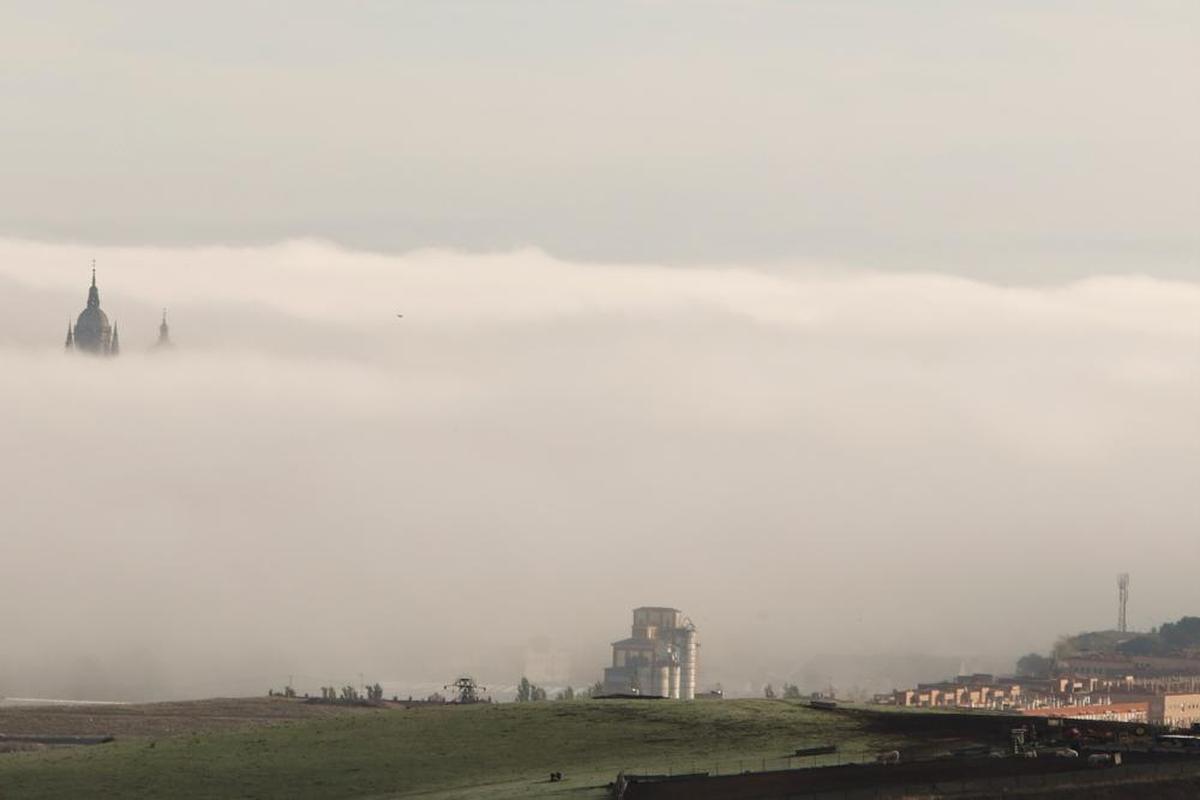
[
  {"xmin": 87, "ymin": 262, "xmax": 101, "ymax": 309},
  {"xmin": 65, "ymin": 320, "xmax": 74, "ymax": 350},
  {"xmin": 109, "ymin": 323, "xmax": 120, "ymax": 356},
  {"xmin": 156, "ymin": 308, "xmax": 173, "ymax": 348},
  {"xmin": 69, "ymin": 266, "xmax": 113, "ymax": 355}
]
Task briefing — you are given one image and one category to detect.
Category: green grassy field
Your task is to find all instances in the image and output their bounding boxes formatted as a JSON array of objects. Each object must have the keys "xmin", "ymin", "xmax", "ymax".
[{"xmin": 0, "ymin": 698, "xmax": 897, "ymax": 799}]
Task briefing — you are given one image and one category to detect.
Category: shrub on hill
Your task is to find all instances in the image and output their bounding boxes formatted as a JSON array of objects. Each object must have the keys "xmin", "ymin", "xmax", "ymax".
[
  {"xmin": 515, "ymin": 676, "xmax": 548, "ymax": 702},
  {"xmin": 1015, "ymin": 652, "xmax": 1054, "ymax": 678},
  {"xmin": 1116, "ymin": 635, "xmax": 1163, "ymax": 656},
  {"xmin": 1048, "ymin": 615, "xmax": 1200, "ymax": 663},
  {"xmin": 1160, "ymin": 616, "xmax": 1200, "ymax": 649}
]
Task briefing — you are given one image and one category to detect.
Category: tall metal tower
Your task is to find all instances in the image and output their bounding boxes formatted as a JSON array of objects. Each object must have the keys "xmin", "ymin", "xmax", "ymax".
[
  {"xmin": 1118, "ymin": 573, "xmax": 1130, "ymax": 633},
  {"xmin": 444, "ymin": 677, "xmax": 486, "ymax": 704}
]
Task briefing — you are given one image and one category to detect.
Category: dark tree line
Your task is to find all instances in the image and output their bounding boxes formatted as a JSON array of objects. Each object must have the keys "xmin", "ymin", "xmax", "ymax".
[
  {"xmin": 516, "ymin": 677, "xmax": 548, "ymax": 702},
  {"xmin": 315, "ymin": 683, "xmax": 385, "ymax": 703},
  {"xmin": 516, "ymin": 677, "xmax": 604, "ymax": 702}
]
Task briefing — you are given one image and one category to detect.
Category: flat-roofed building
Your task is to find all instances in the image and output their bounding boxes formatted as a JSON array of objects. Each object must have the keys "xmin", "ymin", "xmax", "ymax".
[
  {"xmin": 1022, "ymin": 701, "xmax": 1150, "ymax": 724},
  {"xmin": 1150, "ymin": 694, "xmax": 1200, "ymax": 729}
]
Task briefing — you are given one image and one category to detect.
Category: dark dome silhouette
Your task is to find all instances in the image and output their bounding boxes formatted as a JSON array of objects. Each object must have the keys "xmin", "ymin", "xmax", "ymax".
[{"xmin": 65, "ymin": 267, "xmax": 116, "ymax": 356}]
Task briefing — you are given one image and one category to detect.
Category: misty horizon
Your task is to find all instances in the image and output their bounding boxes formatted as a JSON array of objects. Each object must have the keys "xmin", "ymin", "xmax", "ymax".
[
  {"xmin": 3, "ymin": 1, "xmax": 1198, "ymax": 709},
  {"xmin": 3, "ymin": 237, "xmax": 1197, "ymax": 701}
]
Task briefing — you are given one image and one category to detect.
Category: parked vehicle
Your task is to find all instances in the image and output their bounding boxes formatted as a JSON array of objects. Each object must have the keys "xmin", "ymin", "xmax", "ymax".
[{"xmin": 1087, "ymin": 752, "xmax": 1122, "ymax": 768}]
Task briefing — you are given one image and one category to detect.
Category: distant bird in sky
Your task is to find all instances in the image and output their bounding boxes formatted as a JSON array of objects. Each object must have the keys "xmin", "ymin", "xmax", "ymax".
[{"xmin": 396, "ymin": 313, "xmax": 404, "ymax": 318}]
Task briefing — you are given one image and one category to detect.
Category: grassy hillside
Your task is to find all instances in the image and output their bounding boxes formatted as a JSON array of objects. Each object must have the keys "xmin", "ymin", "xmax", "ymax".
[{"xmin": 0, "ymin": 698, "xmax": 894, "ymax": 799}]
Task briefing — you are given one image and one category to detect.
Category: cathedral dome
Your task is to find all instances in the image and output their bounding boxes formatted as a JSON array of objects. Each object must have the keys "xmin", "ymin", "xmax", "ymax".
[
  {"xmin": 69, "ymin": 268, "xmax": 115, "ymax": 355},
  {"xmin": 74, "ymin": 305, "xmax": 111, "ymax": 347}
]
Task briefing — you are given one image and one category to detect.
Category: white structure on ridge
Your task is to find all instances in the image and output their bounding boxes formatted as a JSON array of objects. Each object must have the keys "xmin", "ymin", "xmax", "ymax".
[{"xmin": 602, "ymin": 607, "xmax": 697, "ymax": 700}]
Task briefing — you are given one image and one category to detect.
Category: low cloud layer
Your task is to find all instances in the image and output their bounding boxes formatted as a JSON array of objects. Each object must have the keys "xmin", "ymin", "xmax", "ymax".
[{"xmin": 2, "ymin": 238, "xmax": 1198, "ymax": 699}]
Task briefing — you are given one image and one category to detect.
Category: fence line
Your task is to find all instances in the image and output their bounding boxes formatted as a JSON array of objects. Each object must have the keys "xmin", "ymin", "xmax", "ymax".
[
  {"xmin": 616, "ymin": 748, "xmax": 884, "ymax": 782},
  {"xmin": 791, "ymin": 757, "xmax": 1200, "ymax": 799}
]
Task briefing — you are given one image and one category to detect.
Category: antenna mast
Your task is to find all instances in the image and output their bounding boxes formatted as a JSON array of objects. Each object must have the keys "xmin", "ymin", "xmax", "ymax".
[{"xmin": 1118, "ymin": 573, "xmax": 1130, "ymax": 633}]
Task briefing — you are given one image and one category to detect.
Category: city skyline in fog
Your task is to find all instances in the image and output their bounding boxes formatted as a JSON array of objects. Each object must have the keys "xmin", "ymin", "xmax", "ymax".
[
  {"xmin": 3, "ymin": 238, "xmax": 1198, "ymax": 699},
  {"xmin": 1, "ymin": 2, "xmax": 1197, "ymax": 700}
]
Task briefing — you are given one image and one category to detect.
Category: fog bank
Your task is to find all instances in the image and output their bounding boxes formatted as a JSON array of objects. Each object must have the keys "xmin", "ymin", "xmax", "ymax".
[{"xmin": 2, "ymin": 238, "xmax": 1198, "ymax": 699}]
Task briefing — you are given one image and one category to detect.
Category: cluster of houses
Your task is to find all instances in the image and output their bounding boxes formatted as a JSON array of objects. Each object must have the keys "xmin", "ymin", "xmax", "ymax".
[
  {"xmin": 883, "ymin": 662, "xmax": 1200, "ymax": 730},
  {"xmin": 888, "ymin": 674, "xmax": 1023, "ymax": 711}
]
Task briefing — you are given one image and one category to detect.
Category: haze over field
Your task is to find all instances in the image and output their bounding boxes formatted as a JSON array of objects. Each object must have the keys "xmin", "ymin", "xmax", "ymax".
[
  {"xmin": 1, "ymin": 1, "xmax": 1197, "ymax": 700},
  {"xmin": 3, "ymin": 240, "xmax": 1198, "ymax": 698}
]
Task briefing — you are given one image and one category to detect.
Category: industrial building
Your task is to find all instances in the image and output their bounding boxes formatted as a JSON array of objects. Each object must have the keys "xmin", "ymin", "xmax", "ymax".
[{"xmin": 602, "ymin": 607, "xmax": 697, "ymax": 700}]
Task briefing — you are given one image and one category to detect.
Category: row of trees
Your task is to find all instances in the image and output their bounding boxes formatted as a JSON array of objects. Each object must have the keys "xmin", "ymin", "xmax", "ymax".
[
  {"xmin": 1016, "ymin": 652, "xmax": 1054, "ymax": 678},
  {"xmin": 318, "ymin": 683, "xmax": 386, "ymax": 703},
  {"xmin": 762, "ymin": 683, "xmax": 803, "ymax": 699},
  {"xmin": 1118, "ymin": 616, "xmax": 1200, "ymax": 656},
  {"xmin": 1020, "ymin": 615, "xmax": 1200, "ymax": 674},
  {"xmin": 515, "ymin": 677, "xmax": 605, "ymax": 702},
  {"xmin": 515, "ymin": 677, "xmax": 547, "ymax": 702}
]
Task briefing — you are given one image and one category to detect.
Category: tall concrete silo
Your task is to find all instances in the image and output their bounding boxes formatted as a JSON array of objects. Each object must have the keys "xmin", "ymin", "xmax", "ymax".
[
  {"xmin": 652, "ymin": 665, "xmax": 671, "ymax": 698},
  {"xmin": 680, "ymin": 623, "xmax": 698, "ymax": 701}
]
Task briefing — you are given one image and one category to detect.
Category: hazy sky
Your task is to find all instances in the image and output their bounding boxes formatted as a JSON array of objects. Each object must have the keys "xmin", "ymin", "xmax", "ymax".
[
  {"xmin": 1, "ymin": 3, "xmax": 1198, "ymax": 700},
  {"xmin": 1, "ymin": 1, "xmax": 1197, "ymax": 278}
]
